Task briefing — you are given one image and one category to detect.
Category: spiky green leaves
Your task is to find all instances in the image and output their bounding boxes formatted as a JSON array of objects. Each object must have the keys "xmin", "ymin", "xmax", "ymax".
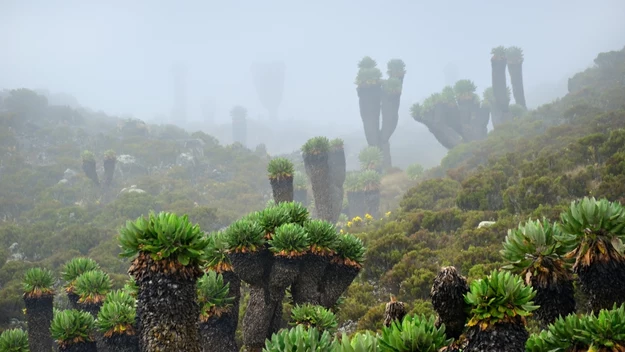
[
  {"xmin": 378, "ymin": 314, "xmax": 451, "ymax": 352},
  {"xmin": 356, "ymin": 57, "xmax": 382, "ymax": 87},
  {"xmin": 505, "ymin": 46, "xmax": 524, "ymax": 64},
  {"xmin": 264, "ymin": 324, "xmax": 334, "ymax": 352},
  {"xmin": 103, "ymin": 149, "xmax": 116, "ymax": 161},
  {"xmin": 421, "ymin": 93, "xmax": 442, "ymax": 113},
  {"xmin": 122, "ymin": 277, "xmax": 138, "ymax": 297},
  {"xmin": 344, "ymin": 171, "xmax": 362, "ymax": 192},
  {"xmin": 405, "ymin": 163, "xmax": 424, "ymax": 181},
  {"xmin": 74, "ymin": 270, "xmax": 112, "ymax": 304},
  {"xmin": 203, "ymin": 231, "xmax": 232, "ymax": 272},
  {"xmin": 104, "ymin": 289, "xmax": 136, "ymax": 307},
  {"xmin": 527, "ymin": 305, "xmax": 625, "ymax": 351},
  {"xmin": 269, "ymin": 223, "xmax": 310, "ymax": 257},
  {"xmin": 278, "ymin": 201, "xmax": 310, "ymax": 226},
  {"xmin": 304, "ymin": 220, "xmax": 339, "ymax": 255},
  {"xmin": 334, "ymin": 234, "xmax": 366, "ymax": 268},
  {"xmin": 360, "ymin": 170, "xmax": 381, "ymax": 191},
  {"xmin": 224, "ymin": 219, "xmax": 265, "ymax": 253},
  {"xmin": 409, "ymin": 103, "xmax": 422, "ymax": 121},
  {"xmin": 61, "ymin": 257, "xmax": 100, "ymax": 293},
  {"xmin": 465, "ymin": 270, "xmax": 538, "ymax": 329},
  {"xmin": 268, "ymin": 157, "xmax": 295, "ymax": 180},
  {"xmin": 290, "ymin": 303, "xmax": 338, "ymax": 333},
  {"xmin": 387, "ymin": 59, "xmax": 406, "ymax": 79},
  {"xmin": 301, "ymin": 136, "xmax": 331, "ymax": 156},
  {"xmin": 22, "ymin": 267, "xmax": 55, "ymax": 298},
  {"xmin": 557, "ymin": 197, "xmax": 625, "ymax": 269},
  {"xmin": 382, "ymin": 78, "xmax": 402, "ymax": 95},
  {"xmin": 358, "ymin": 146, "xmax": 383, "ymax": 171},
  {"xmin": 358, "ymin": 56, "xmax": 377, "ymax": 69},
  {"xmin": 333, "ymin": 331, "xmax": 380, "ymax": 352},
  {"xmin": 96, "ymin": 301, "xmax": 136, "ymax": 337},
  {"xmin": 491, "ymin": 46, "xmax": 507, "ymax": 61},
  {"xmin": 330, "ymin": 138, "xmax": 344, "ymax": 151},
  {"xmin": 50, "ymin": 309, "xmax": 96, "ymax": 346},
  {"xmin": 259, "ymin": 205, "xmax": 291, "ymax": 236},
  {"xmin": 453, "ymin": 79, "xmax": 478, "ymax": 102},
  {"xmin": 501, "ymin": 218, "xmax": 572, "ymax": 287},
  {"xmin": 440, "ymin": 86, "xmax": 456, "ymax": 106},
  {"xmin": 80, "ymin": 150, "xmax": 95, "ymax": 162},
  {"xmin": 482, "ymin": 87, "xmax": 495, "ymax": 107},
  {"xmin": 0, "ymin": 328, "xmax": 29, "ymax": 352},
  {"xmin": 118, "ymin": 211, "xmax": 209, "ymax": 266},
  {"xmin": 197, "ymin": 271, "xmax": 234, "ymax": 321}
]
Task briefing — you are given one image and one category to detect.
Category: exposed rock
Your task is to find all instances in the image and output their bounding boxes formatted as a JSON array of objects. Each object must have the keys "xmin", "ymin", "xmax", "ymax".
[
  {"xmin": 478, "ymin": 221, "xmax": 496, "ymax": 229},
  {"xmin": 119, "ymin": 185, "xmax": 146, "ymax": 195}
]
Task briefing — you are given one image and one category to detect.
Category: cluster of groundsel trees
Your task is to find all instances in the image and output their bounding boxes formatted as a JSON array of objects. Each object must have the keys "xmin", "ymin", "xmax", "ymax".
[
  {"xmin": 411, "ymin": 46, "xmax": 527, "ymax": 149},
  {"xmin": 343, "ymin": 146, "xmax": 384, "ymax": 218}
]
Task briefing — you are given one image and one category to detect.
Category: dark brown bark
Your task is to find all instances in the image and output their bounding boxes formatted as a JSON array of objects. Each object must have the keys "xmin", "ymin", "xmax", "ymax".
[
  {"xmin": 24, "ymin": 294, "xmax": 54, "ymax": 352},
  {"xmin": 577, "ymin": 259, "xmax": 625, "ymax": 312},
  {"xmin": 303, "ymin": 152, "xmax": 333, "ymax": 222},
  {"xmin": 319, "ymin": 263, "xmax": 361, "ymax": 308},
  {"xmin": 220, "ymin": 270, "xmax": 241, "ymax": 339},
  {"xmin": 103, "ymin": 158, "xmax": 116, "ymax": 187},
  {"xmin": 328, "ymin": 149, "xmax": 346, "ymax": 223},
  {"xmin": 507, "ymin": 63, "xmax": 526, "ymax": 108},
  {"xmin": 101, "ymin": 333, "xmax": 139, "ymax": 352},
  {"xmin": 58, "ymin": 341, "xmax": 98, "ymax": 352},
  {"xmin": 82, "ymin": 160, "xmax": 99, "ymax": 185},
  {"xmin": 491, "ymin": 58, "xmax": 510, "ymax": 128},
  {"xmin": 269, "ymin": 176, "xmax": 294, "ymax": 204},
  {"xmin": 242, "ymin": 287, "xmax": 275, "ymax": 351},
  {"xmin": 291, "ymin": 254, "xmax": 330, "ymax": 305},
  {"xmin": 532, "ymin": 278, "xmax": 576, "ymax": 329},
  {"xmin": 430, "ymin": 266, "xmax": 470, "ymax": 341},
  {"xmin": 363, "ymin": 190, "xmax": 380, "ymax": 219},
  {"xmin": 380, "ymin": 91, "xmax": 401, "ymax": 169},
  {"xmin": 465, "ymin": 319, "xmax": 528, "ymax": 352},
  {"xmin": 200, "ymin": 316, "xmax": 238, "ymax": 352},
  {"xmin": 356, "ymin": 85, "xmax": 382, "ymax": 147},
  {"xmin": 228, "ymin": 249, "xmax": 272, "ymax": 287}
]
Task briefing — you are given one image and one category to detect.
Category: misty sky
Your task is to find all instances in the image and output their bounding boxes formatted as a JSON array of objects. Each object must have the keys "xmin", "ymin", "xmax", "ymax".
[{"xmin": 2, "ymin": 0, "xmax": 624, "ymax": 128}]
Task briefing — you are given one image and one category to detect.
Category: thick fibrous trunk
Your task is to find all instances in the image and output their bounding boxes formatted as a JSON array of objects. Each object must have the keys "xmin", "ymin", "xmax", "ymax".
[
  {"xmin": 58, "ymin": 341, "xmax": 98, "ymax": 352},
  {"xmin": 228, "ymin": 249, "xmax": 272, "ymax": 287},
  {"xmin": 291, "ymin": 254, "xmax": 330, "ymax": 305},
  {"xmin": 78, "ymin": 302, "xmax": 102, "ymax": 317},
  {"xmin": 303, "ymin": 153, "xmax": 333, "ymax": 222},
  {"xmin": 102, "ymin": 334, "xmax": 139, "ymax": 352},
  {"xmin": 293, "ymin": 189, "xmax": 308, "ymax": 207},
  {"xmin": 242, "ymin": 287, "xmax": 275, "ymax": 352},
  {"xmin": 357, "ymin": 85, "xmax": 382, "ymax": 147},
  {"xmin": 328, "ymin": 149, "xmax": 346, "ymax": 223},
  {"xmin": 319, "ymin": 263, "xmax": 361, "ymax": 308},
  {"xmin": 507, "ymin": 63, "xmax": 526, "ymax": 108},
  {"xmin": 200, "ymin": 317, "xmax": 238, "ymax": 352},
  {"xmin": 103, "ymin": 159, "xmax": 116, "ymax": 187},
  {"xmin": 347, "ymin": 191, "xmax": 367, "ymax": 218},
  {"xmin": 130, "ymin": 254, "xmax": 202, "ymax": 352},
  {"xmin": 269, "ymin": 177, "xmax": 294, "ymax": 204},
  {"xmin": 532, "ymin": 279, "xmax": 576, "ymax": 328},
  {"xmin": 221, "ymin": 271, "xmax": 241, "ymax": 338},
  {"xmin": 67, "ymin": 292, "xmax": 81, "ymax": 310},
  {"xmin": 430, "ymin": 266, "xmax": 470, "ymax": 341},
  {"xmin": 380, "ymin": 92, "xmax": 401, "ymax": 169},
  {"xmin": 419, "ymin": 105, "xmax": 463, "ymax": 149},
  {"xmin": 465, "ymin": 320, "xmax": 528, "ymax": 352},
  {"xmin": 491, "ymin": 59, "xmax": 509, "ymax": 128},
  {"xmin": 363, "ymin": 190, "xmax": 380, "ymax": 219},
  {"xmin": 383, "ymin": 300, "xmax": 407, "ymax": 327},
  {"xmin": 578, "ymin": 259, "xmax": 625, "ymax": 312},
  {"xmin": 82, "ymin": 160, "xmax": 99, "ymax": 185},
  {"xmin": 457, "ymin": 100, "xmax": 489, "ymax": 143},
  {"xmin": 24, "ymin": 295, "xmax": 54, "ymax": 352}
]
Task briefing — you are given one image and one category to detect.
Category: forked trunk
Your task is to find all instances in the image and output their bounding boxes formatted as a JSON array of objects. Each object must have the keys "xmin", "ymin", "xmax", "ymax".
[
  {"xmin": 319, "ymin": 262, "xmax": 361, "ymax": 308},
  {"xmin": 130, "ymin": 254, "xmax": 202, "ymax": 352},
  {"xmin": 242, "ymin": 286, "xmax": 276, "ymax": 352},
  {"xmin": 577, "ymin": 258, "xmax": 625, "ymax": 311},
  {"xmin": 269, "ymin": 176, "xmax": 294, "ymax": 204},
  {"xmin": 347, "ymin": 191, "xmax": 367, "ymax": 218},
  {"xmin": 303, "ymin": 152, "xmax": 333, "ymax": 222},
  {"xmin": 328, "ymin": 149, "xmax": 346, "ymax": 223},
  {"xmin": 293, "ymin": 189, "xmax": 308, "ymax": 206},
  {"xmin": 221, "ymin": 270, "xmax": 241, "ymax": 338},
  {"xmin": 291, "ymin": 254, "xmax": 330, "ymax": 305},
  {"xmin": 200, "ymin": 316, "xmax": 238, "ymax": 352},
  {"xmin": 531, "ymin": 278, "xmax": 576, "ymax": 328},
  {"xmin": 507, "ymin": 63, "xmax": 526, "ymax": 108},
  {"xmin": 465, "ymin": 319, "xmax": 528, "ymax": 352},
  {"xmin": 420, "ymin": 105, "xmax": 463, "ymax": 149},
  {"xmin": 356, "ymin": 85, "xmax": 382, "ymax": 147},
  {"xmin": 102, "ymin": 333, "xmax": 139, "ymax": 352},
  {"xmin": 379, "ymin": 141, "xmax": 392, "ymax": 171},
  {"xmin": 24, "ymin": 294, "xmax": 54, "ymax": 352},
  {"xmin": 363, "ymin": 190, "xmax": 380, "ymax": 219},
  {"xmin": 58, "ymin": 341, "xmax": 98, "ymax": 352},
  {"xmin": 228, "ymin": 248, "xmax": 272, "ymax": 287}
]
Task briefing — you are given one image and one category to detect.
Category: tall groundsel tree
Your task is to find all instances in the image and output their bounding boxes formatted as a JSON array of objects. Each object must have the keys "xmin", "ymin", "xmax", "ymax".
[
  {"xmin": 196, "ymin": 271, "xmax": 237, "ymax": 352},
  {"xmin": 22, "ymin": 267, "xmax": 55, "ymax": 352},
  {"xmin": 500, "ymin": 218, "xmax": 576, "ymax": 327},
  {"xmin": 50, "ymin": 309, "xmax": 98, "ymax": 351},
  {"xmin": 490, "ymin": 46, "xmax": 510, "ymax": 128},
  {"xmin": 97, "ymin": 300, "xmax": 139, "ymax": 352},
  {"xmin": 557, "ymin": 197, "xmax": 625, "ymax": 311},
  {"xmin": 119, "ymin": 211, "xmax": 210, "ymax": 352},
  {"xmin": 302, "ymin": 137, "xmax": 333, "ymax": 222},
  {"xmin": 505, "ymin": 46, "xmax": 526, "ymax": 108},
  {"xmin": 464, "ymin": 270, "xmax": 538, "ymax": 352},
  {"xmin": 267, "ymin": 157, "xmax": 295, "ymax": 203}
]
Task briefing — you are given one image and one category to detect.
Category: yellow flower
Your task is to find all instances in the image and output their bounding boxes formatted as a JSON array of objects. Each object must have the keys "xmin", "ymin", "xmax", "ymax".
[
  {"xmin": 385, "ymin": 211, "xmax": 391, "ymax": 218},
  {"xmin": 339, "ymin": 229, "xmax": 345, "ymax": 234},
  {"xmin": 352, "ymin": 216, "xmax": 363, "ymax": 223},
  {"xmin": 347, "ymin": 221, "xmax": 353, "ymax": 228},
  {"xmin": 364, "ymin": 214, "xmax": 373, "ymax": 221}
]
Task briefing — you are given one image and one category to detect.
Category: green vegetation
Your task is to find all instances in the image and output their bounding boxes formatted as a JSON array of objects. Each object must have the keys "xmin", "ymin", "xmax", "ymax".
[
  {"xmin": 358, "ymin": 146, "xmax": 384, "ymax": 170},
  {"xmin": 301, "ymin": 136, "xmax": 331, "ymax": 155},
  {"xmin": 203, "ymin": 231, "xmax": 232, "ymax": 272},
  {"xmin": 268, "ymin": 223, "xmax": 310, "ymax": 257},
  {"xmin": 405, "ymin": 163, "xmax": 424, "ymax": 181},
  {"xmin": 50, "ymin": 309, "xmax": 96, "ymax": 347},
  {"xmin": 22, "ymin": 267, "xmax": 54, "ymax": 298},
  {"xmin": 290, "ymin": 303, "xmax": 338, "ymax": 332},
  {"xmin": 103, "ymin": 289, "xmax": 136, "ymax": 307},
  {"xmin": 118, "ymin": 211, "xmax": 208, "ymax": 266},
  {"xmin": 334, "ymin": 233, "xmax": 366, "ymax": 267},
  {"xmin": 263, "ymin": 324, "xmax": 334, "ymax": 352},
  {"xmin": 267, "ymin": 157, "xmax": 294, "ymax": 179},
  {"xmin": 197, "ymin": 271, "xmax": 235, "ymax": 321},
  {"xmin": 224, "ymin": 218, "xmax": 266, "ymax": 253},
  {"xmin": 378, "ymin": 314, "xmax": 450, "ymax": 352},
  {"xmin": 0, "ymin": 328, "xmax": 29, "ymax": 352},
  {"xmin": 96, "ymin": 301, "xmax": 136, "ymax": 337},
  {"xmin": 61, "ymin": 257, "xmax": 101, "ymax": 294},
  {"xmin": 74, "ymin": 269, "xmax": 112, "ymax": 304},
  {"xmin": 304, "ymin": 220, "xmax": 339, "ymax": 255}
]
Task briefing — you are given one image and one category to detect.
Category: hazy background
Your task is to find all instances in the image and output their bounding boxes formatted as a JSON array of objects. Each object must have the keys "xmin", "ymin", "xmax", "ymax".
[{"xmin": 2, "ymin": 0, "xmax": 625, "ymax": 165}]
